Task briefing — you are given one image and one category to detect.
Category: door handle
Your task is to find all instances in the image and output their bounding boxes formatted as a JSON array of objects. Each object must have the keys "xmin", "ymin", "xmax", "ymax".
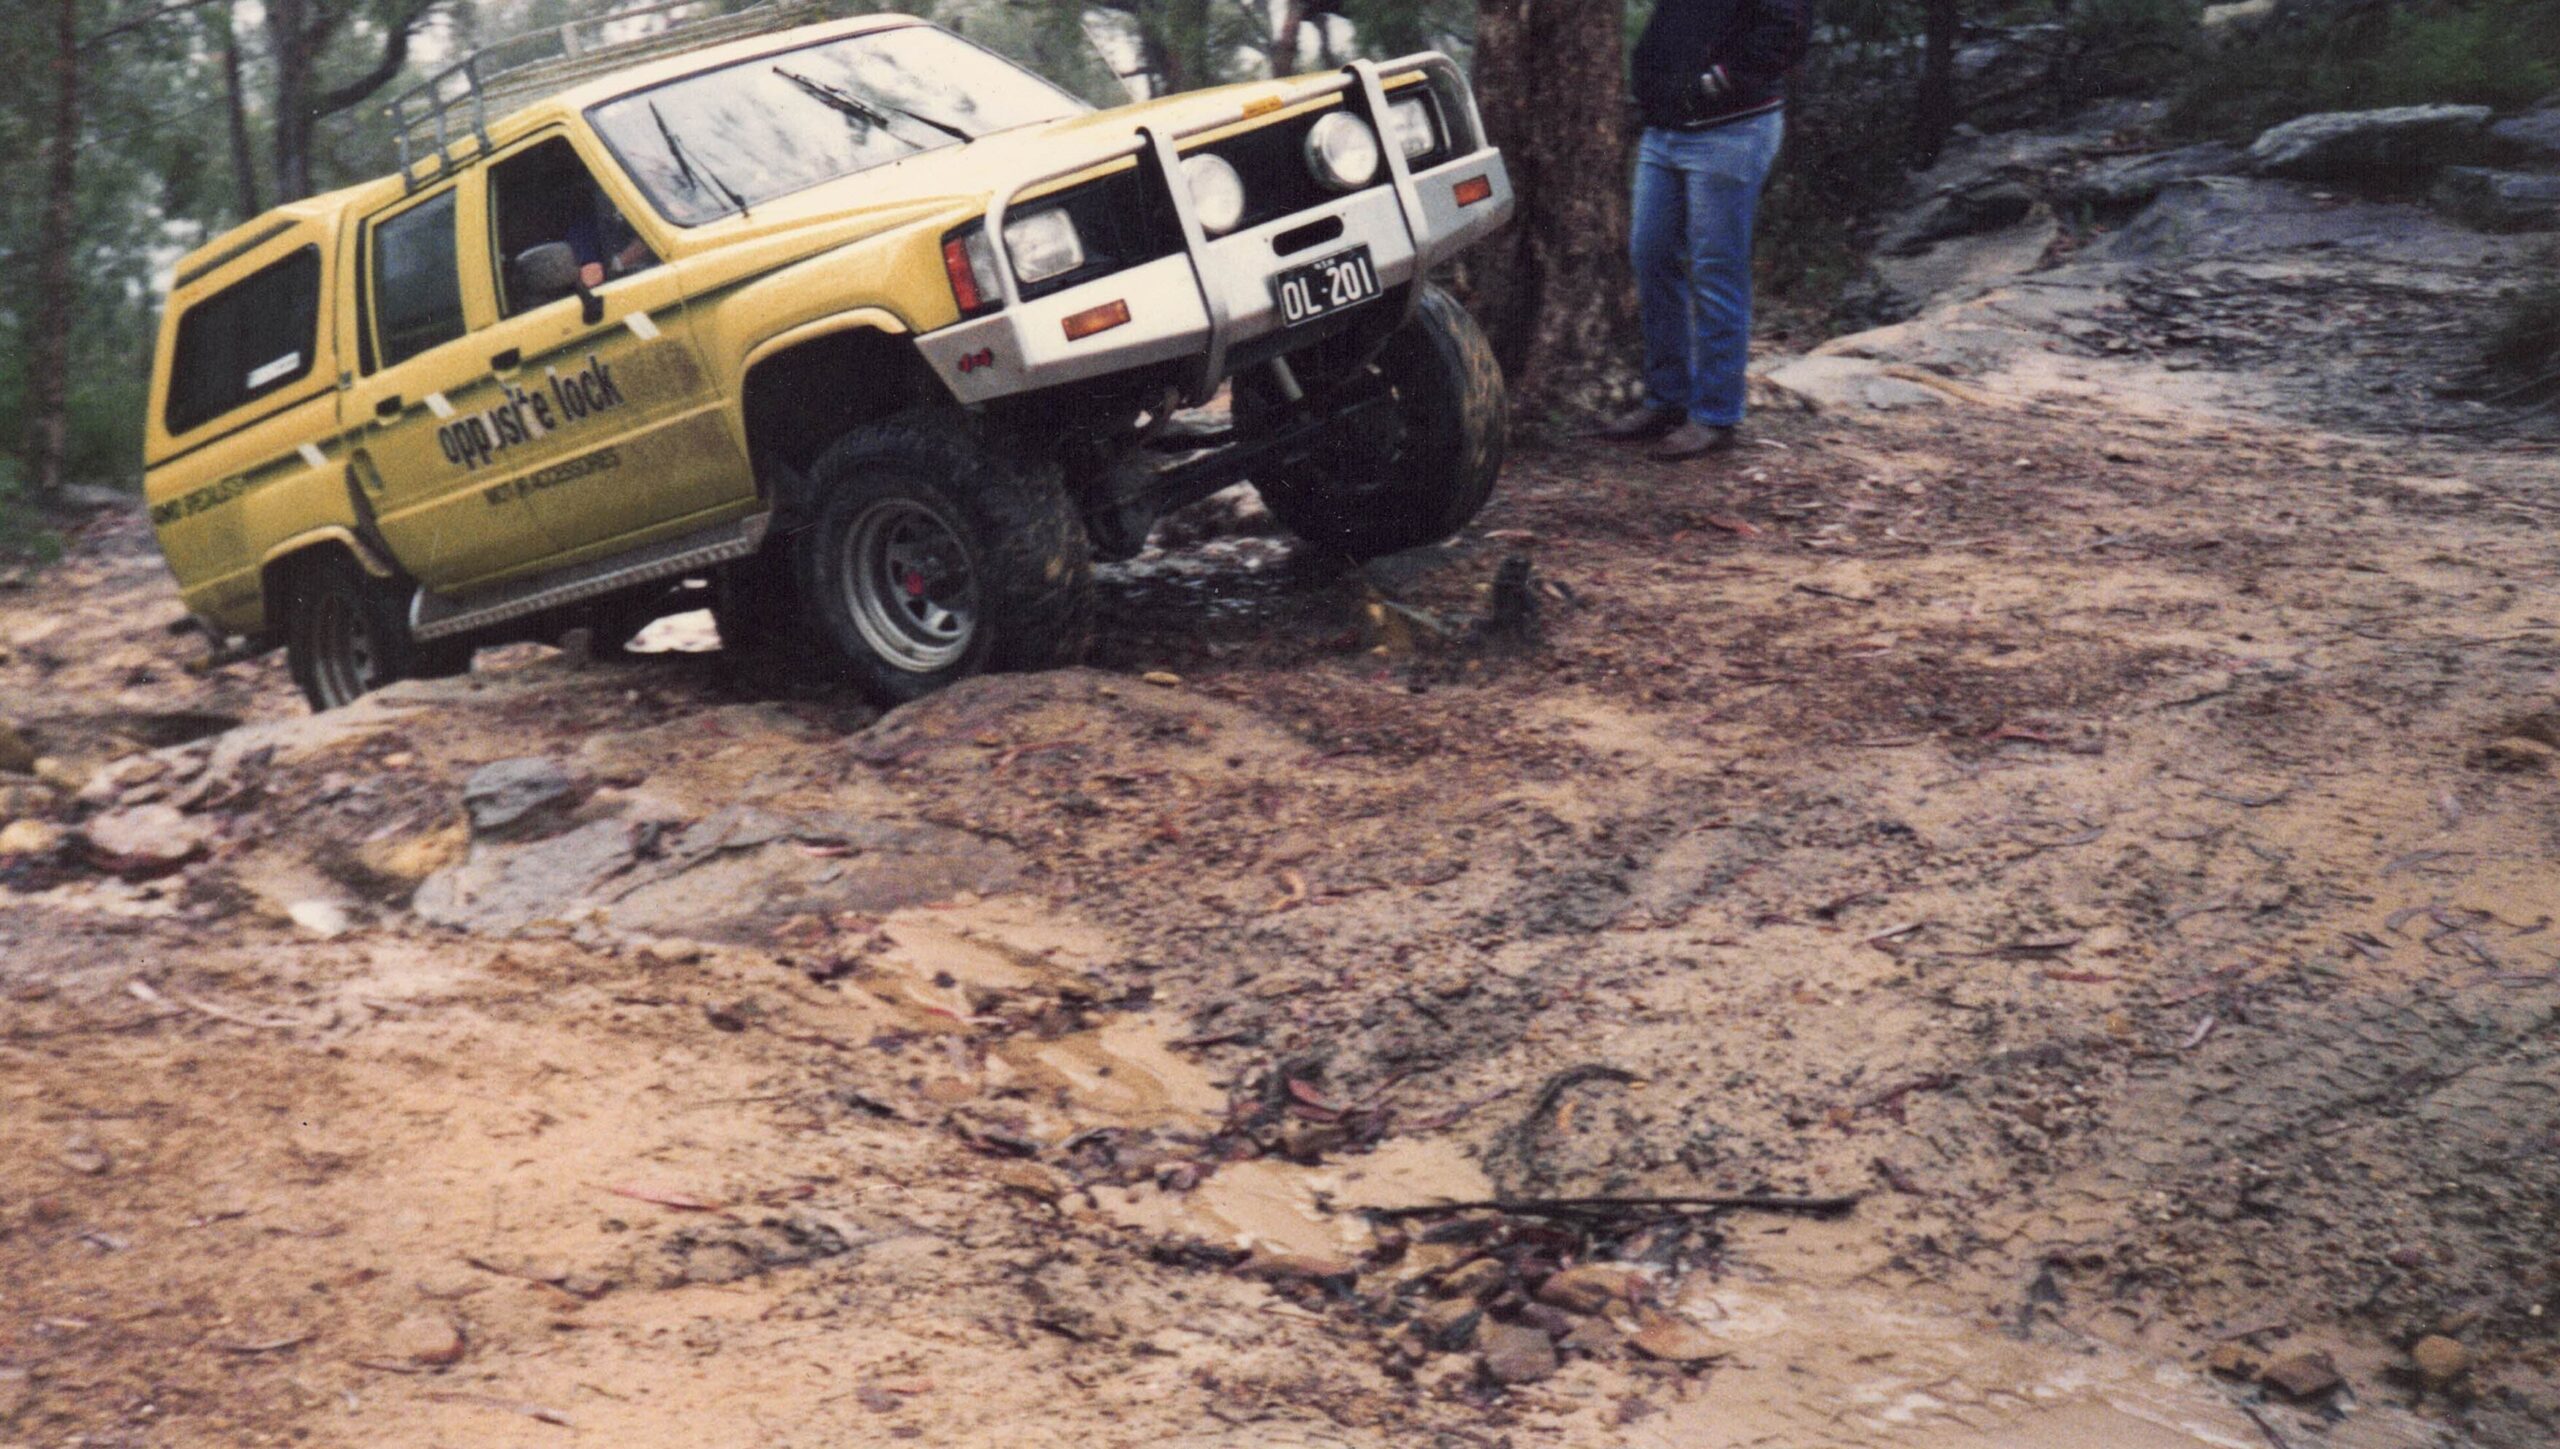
[
  {"xmin": 375, "ymin": 395, "xmax": 404, "ymax": 420},
  {"xmin": 490, "ymin": 348, "xmax": 522, "ymax": 373}
]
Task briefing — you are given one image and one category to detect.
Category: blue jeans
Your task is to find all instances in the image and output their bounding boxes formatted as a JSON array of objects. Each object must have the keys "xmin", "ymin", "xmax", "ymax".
[{"xmin": 1631, "ymin": 112, "xmax": 1784, "ymax": 428}]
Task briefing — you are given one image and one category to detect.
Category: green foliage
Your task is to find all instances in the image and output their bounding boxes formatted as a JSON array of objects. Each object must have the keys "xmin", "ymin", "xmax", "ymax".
[
  {"xmin": 2057, "ymin": 0, "xmax": 2198, "ymax": 103},
  {"xmin": 2169, "ymin": 0, "xmax": 2560, "ymax": 140},
  {"xmin": 0, "ymin": 464, "xmax": 63, "ymax": 566}
]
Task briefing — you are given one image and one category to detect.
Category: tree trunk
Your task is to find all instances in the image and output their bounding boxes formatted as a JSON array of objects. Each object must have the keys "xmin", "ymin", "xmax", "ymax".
[
  {"xmin": 1272, "ymin": 1, "xmax": 1306, "ymax": 76},
  {"xmin": 1914, "ymin": 0, "xmax": 1963, "ymax": 165},
  {"xmin": 23, "ymin": 0, "xmax": 81, "ymax": 499},
  {"xmin": 269, "ymin": 0, "xmax": 320, "ymax": 202},
  {"xmin": 1460, "ymin": 0, "xmax": 1639, "ymax": 420},
  {"xmin": 224, "ymin": 39, "xmax": 264, "ymax": 221}
]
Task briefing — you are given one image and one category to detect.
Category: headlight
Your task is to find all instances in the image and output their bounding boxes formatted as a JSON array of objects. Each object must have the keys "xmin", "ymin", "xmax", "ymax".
[
  {"xmin": 1182, "ymin": 153, "xmax": 1247, "ymax": 236},
  {"xmin": 1002, "ymin": 208, "xmax": 1085, "ymax": 286},
  {"xmin": 1387, "ymin": 96, "xmax": 1437, "ymax": 161},
  {"xmin": 1305, "ymin": 112, "xmax": 1381, "ymax": 192}
]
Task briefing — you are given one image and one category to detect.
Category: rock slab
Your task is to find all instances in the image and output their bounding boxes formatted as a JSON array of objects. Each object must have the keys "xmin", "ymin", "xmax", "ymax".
[
  {"xmin": 2248, "ymin": 105, "xmax": 2492, "ymax": 184},
  {"xmin": 2431, "ymin": 167, "xmax": 2560, "ymax": 232},
  {"xmin": 1478, "ymin": 1322, "xmax": 1558, "ymax": 1384}
]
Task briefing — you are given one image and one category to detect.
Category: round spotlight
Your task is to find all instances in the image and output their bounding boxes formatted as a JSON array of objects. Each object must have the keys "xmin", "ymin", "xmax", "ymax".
[
  {"xmin": 1182, "ymin": 153, "xmax": 1247, "ymax": 236},
  {"xmin": 1305, "ymin": 112, "xmax": 1382, "ymax": 193}
]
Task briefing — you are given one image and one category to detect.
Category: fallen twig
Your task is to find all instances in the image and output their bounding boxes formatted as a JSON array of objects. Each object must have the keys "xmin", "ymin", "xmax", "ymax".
[{"xmin": 1362, "ymin": 1191, "xmax": 1861, "ymax": 1221}]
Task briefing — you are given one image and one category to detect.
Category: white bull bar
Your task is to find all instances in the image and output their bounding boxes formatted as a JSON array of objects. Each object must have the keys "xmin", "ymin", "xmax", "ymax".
[{"xmin": 917, "ymin": 53, "xmax": 1516, "ymax": 408}]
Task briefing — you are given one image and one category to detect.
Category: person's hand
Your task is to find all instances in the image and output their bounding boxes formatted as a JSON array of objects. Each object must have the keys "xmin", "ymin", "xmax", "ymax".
[{"xmin": 579, "ymin": 261, "xmax": 606, "ymax": 290}]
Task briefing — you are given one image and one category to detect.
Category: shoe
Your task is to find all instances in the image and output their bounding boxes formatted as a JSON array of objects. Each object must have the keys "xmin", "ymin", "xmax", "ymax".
[
  {"xmin": 1588, "ymin": 403, "xmax": 1684, "ymax": 442},
  {"xmin": 1650, "ymin": 422, "xmax": 1738, "ymax": 461}
]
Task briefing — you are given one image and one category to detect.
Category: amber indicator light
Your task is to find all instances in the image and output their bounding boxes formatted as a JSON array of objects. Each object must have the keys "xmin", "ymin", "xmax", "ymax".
[
  {"xmin": 1454, "ymin": 175, "xmax": 1494, "ymax": 208},
  {"xmin": 1062, "ymin": 299, "xmax": 1133, "ymax": 341}
]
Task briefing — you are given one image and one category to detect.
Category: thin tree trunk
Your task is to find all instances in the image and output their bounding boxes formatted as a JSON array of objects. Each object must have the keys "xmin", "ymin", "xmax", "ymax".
[
  {"xmin": 1272, "ymin": 0, "xmax": 1306, "ymax": 76},
  {"xmin": 1914, "ymin": 0, "xmax": 1963, "ymax": 165},
  {"xmin": 269, "ymin": 0, "xmax": 318, "ymax": 202},
  {"xmin": 224, "ymin": 39, "xmax": 263, "ymax": 221},
  {"xmin": 1459, "ymin": 0, "xmax": 1639, "ymax": 419},
  {"xmin": 24, "ymin": 0, "xmax": 81, "ymax": 499}
]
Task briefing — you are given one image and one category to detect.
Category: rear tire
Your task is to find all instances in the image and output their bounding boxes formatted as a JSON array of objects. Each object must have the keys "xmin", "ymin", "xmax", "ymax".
[
  {"xmin": 792, "ymin": 411, "xmax": 1092, "ymax": 706},
  {"xmin": 1242, "ymin": 283, "xmax": 1508, "ymax": 560},
  {"xmin": 283, "ymin": 552, "xmax": 461, "ymax": 711}
]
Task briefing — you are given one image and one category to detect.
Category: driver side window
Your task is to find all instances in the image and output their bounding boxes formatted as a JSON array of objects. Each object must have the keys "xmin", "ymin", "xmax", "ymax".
[{"xmin": 487, "ymin": 137, "xmax": 659, "ymax": 318}]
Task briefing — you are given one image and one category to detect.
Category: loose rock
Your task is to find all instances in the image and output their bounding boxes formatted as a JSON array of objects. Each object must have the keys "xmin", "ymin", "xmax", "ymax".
[
  {"xmin": 1628, "ymin": 1312, "xmax": 1721, "ymax": 1365},
  {"xmin": 461, "ymin": 758, "xmax": 583, "ymax": 839},
  {"xmin": 2260, "ymin": 1348, "xmax": 2343, "ymax": 1400},
  {"xmin": 83, "ymin": 804, "xmax": 213, "ymax": 873},
  {"xmin": 387, "ymin": 1311, "xmax": 466, "ymax": 1366},
  {"xmin": 1240, "ymin": 1250, "xmax": 1357, "ymax": 1284},
  {"xmin": 1437, "ymin": 1257, "xmax": 1508, "ymax": 1301},
  {"xmin": 2412, "ymin": 1335, "xmax": 2471, "ymax": 1389},
  {"xmin": 1534, "ymin": 1264, "xmax": 1642, "ymax": 1316},
  {"xmin": 286, "ymin": 900, "xmax": 355, "ymax": 940},
  {"xmin": 0, "ymin": 819, "xmax": 65, "ymax": 857},
  {"xmin": 0, "ymin": 720, "xmax": 34, "ymax": 775},
  {"xmin": 1478, "ymin": 1322, "xmax": 1559, "ymax": 1385},
  {"xmin": 2431, "ymin": 167, "xmax": 2560, "ymax": 233}
]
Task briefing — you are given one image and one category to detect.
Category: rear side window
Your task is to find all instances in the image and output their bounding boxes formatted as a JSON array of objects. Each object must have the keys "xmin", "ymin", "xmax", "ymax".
[
  {"xmin": 164, "ymin": 247, "xmax": 322, "ymax": 436},
  {"xmin": 370, "ymin": 190, "xmax": 467, "ymax": 368}
]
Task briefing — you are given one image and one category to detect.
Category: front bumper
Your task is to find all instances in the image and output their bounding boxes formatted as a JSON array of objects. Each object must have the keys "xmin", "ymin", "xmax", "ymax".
[{"xmin": 917, "ymin": 55, "xmax": 1516, "ymax": 408}]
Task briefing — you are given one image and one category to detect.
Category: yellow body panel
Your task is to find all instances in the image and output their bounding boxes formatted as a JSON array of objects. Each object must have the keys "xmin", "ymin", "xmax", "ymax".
[{"xmin": 142, "ymin": 12, "xmax": 1431, "ymax": 639}]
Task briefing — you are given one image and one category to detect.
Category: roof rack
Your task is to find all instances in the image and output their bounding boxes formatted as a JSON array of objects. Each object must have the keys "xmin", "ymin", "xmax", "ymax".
[{"xmin": 387, "ymin": 0, "xmax": 848, "ymax": 190}]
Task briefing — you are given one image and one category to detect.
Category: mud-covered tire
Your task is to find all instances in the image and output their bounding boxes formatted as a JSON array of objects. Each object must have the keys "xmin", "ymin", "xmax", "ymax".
[
  {"xmin": 1244, "ymin": 283, "xmax": 1507, "ymax": 560},
  {"xmin": 283, "ymin": 551, "xmax": 461, "ymax": 711},
  {"xmin": 791, "ymin": 411, "xmax": 1092, "ymax": 705}
]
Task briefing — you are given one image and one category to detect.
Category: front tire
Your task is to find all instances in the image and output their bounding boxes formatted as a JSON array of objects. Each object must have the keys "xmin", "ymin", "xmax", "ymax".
[
  {"xmin": 1243, "ymin": 283, "xmax": 1508, "ymax": 560},
  {"xmin": 283, "ymin": 552, "xmax": 463, "ymax": 712},
  {"xmin": 793, "ymin": 412, "xmax": 1092, "ymax": 706}
]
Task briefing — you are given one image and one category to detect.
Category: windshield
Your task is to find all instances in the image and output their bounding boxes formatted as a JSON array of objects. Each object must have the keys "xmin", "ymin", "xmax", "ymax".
[{"xmin": 588, "ymin": 26, "xmax": 1089, "ymax": 226}]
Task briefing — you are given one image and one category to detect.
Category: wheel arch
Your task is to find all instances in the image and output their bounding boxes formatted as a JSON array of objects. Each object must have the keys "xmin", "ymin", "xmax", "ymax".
[
  {"xmin": 740, "ymin": 315, "xmax": 955, "ymax": 493},
  {"xmin": 257, "ymin": 529, "xmax": 396, "ymax": 641}
]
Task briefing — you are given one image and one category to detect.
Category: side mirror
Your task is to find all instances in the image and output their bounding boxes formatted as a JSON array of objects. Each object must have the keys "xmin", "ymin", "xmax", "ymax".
[{"xmin": 512, "ymin": 242, "xmax": 607, "ymax": 324}]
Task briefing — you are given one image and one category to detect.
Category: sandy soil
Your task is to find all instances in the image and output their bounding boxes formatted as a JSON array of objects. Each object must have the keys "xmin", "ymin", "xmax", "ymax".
[{"xmin": 4, "ymin": 338, "xmax": 2558, "ymax": 1447}]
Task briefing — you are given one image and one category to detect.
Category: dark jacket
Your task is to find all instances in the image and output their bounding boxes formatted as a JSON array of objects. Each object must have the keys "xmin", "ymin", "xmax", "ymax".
[{"xmin": 1631, "ymin": 0, "xmax": 1812, "ymax": 131}]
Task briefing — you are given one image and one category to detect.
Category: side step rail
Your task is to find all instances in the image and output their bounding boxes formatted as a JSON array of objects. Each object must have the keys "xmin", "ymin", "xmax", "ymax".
[{"xmin": 410, "ymin": 513, "xmax": 771, "ymax": 642}]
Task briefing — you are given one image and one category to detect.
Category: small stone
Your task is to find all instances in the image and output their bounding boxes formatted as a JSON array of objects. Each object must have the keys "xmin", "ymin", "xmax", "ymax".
[
  {"xmin": 2207, "ymin": 1342, "xmax": 2261, "ymax": 1379},
  {"xmin": 287, "ymin": 900, "xmax": 354, "ymax": 940},
  {"xmin": 1140, "ymin": 671, "xmax": 1182, "ymax": 688},
  {"xmin": 1628, "ymin": 1311, "xmax": 1720, "ymax": 1364},
  {"xmin": 58, "ymin": 1135, "xmax": 110, "ymax": 1176},
  {"xmin": 1478, "ymin": 1322, "xmax": 1558, "ymax": 1384},
  {"xmin": 461, "ymin": 758, "xmax": 583, "ymax": 839},
  {"xmin": 0, "ymin": 721, "xmax": 35, "ymax": 775},
  {"xmin": 83, "ymin": 804, "xmax": 213, "ymax": 873},
  {"xmin": 387, "ymin": 1311, "xmax": 465, "ymax": 1366},
  {"xmin": 2412, "ymin": 1335, "xmax": 2470, "ymax": 1389},
  {"xmin": 1560, "ymin": 1317, "xmax": 1623, "ymax": 1355},
  {"xmin": 1412, "ymin": 1298, "xmax": 1481, "ymax": 1350},
  {"xmin": 0, "ymin": 819, "xmax": 64, "ymax": 857},
  {"xmin": 1239, "ymin": 1250, "xmax": 1357, "ymax": 1283},
  {"xmin": 557, "ymin": 1271, "xmax": 615, "ymax": 1300},
  {"xmin": 33, "ymin": 756, "xmax": 86, "ymax": 794},
  {"xmin": 2261, "ymin": 1349, "xmax": 2342, "ymax": 1400},
  {"xmin": 1535, "ymin": 1264, "xmax": 1642, "ymax": 1316},
  {"xmin": 1438, "ymin": 1257, "xmax": 1508, "ymax": 1301}
]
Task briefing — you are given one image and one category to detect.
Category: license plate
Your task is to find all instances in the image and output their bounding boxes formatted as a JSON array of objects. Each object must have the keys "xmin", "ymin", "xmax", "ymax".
[{"xmin": 1273, "ymin": 246, "xmax": 1379, "ymax": 327}]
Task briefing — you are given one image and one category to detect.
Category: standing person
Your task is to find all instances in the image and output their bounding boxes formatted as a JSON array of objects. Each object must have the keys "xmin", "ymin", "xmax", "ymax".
[{"xmin": 1593, "ymin": 0, "xmax": 1812, "ymax": 460}]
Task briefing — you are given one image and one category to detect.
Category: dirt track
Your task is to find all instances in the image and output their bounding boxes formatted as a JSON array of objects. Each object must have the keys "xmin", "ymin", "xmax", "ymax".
[{"xmin": 5, "ymin": 359, "xmax": 2559, "ymax": 1446}]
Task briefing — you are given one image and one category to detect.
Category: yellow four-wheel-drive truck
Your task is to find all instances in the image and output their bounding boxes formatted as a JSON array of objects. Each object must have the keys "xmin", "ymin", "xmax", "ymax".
[{"xmin": 143, "ymin": 7, "xmax": 1516, "ymax": 711}]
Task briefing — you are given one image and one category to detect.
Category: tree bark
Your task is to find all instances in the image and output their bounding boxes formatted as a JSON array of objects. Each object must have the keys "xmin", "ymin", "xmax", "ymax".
[
  {"xmin": 1913, "ymin": 0, "xmax": 1963, "ymax": 165},
  {"xmin": 266, "ymin": 0, "xmax": 436, "ymax": 203},
  {"xmin": 24, "ymin": 0, "xmax": 81, "ymax": 499},
  {"xmin": 1459, "ymin": 0, "xmax": 1639, "ymax": 420},
  {"xmin": 224, "ymin": 38, "xmax": 263, "ymax": 221}
]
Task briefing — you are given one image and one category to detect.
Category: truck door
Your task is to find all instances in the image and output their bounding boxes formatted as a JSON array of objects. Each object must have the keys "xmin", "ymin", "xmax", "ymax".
[
  {"xmin": 341, "ymin": 178, "xmax": 558, "ymax": 591},
  {"xmin": 471, "ymin": 129, "xmax": 753, "ymax": 565}
]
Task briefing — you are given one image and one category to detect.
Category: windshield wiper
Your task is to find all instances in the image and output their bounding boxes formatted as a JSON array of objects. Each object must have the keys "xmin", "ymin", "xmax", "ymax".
[
  {"xmin": 774, "ymin": 64, "xmax": 973, "ymax": 145},
  {"xmin": 649, "ymin": 99, "xmax": 751, "ymax": 219}
]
